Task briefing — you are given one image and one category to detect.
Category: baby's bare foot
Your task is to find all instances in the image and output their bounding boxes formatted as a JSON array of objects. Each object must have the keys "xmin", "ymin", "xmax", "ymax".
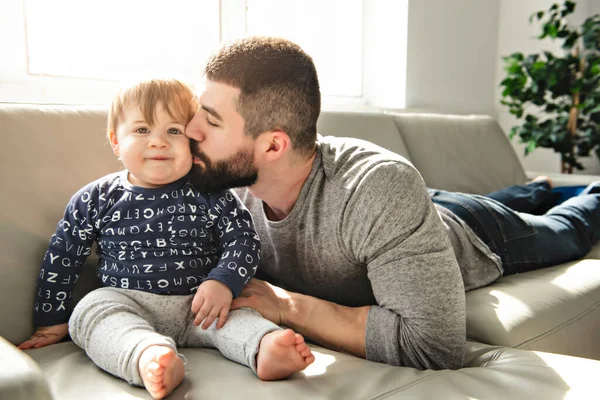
[
  {"xmin": 138, "ymin": 345, "xmax": 185, "ymax": 399},
  {"xmin": 256, "ymin": 329, "xmax": 315, "ymax": 381}
]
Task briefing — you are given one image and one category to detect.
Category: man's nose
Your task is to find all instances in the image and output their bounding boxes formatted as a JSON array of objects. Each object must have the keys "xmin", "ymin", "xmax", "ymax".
[{"xmin": 185, "ymin": 115, "xmax": 205, "ymax": 142}]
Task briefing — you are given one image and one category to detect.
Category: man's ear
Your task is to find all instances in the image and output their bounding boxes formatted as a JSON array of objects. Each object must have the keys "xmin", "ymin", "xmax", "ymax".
[
  {"xmin": 108, "ymin": 131, "xmax": 120, "ymax": 157},
  {"xmin": 259, "ymin": 130, "xmax": 290, "ymax": 162}
]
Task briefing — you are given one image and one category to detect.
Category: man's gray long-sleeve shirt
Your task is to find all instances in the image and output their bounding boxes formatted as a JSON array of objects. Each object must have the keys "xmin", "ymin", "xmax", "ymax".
[{"xmin": 236, "ymin": 135, "xmax": 486, "ymax": 370}]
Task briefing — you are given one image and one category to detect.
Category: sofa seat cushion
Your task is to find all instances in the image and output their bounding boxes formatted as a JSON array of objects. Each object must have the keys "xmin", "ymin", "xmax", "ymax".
[
  {"xmin": 23, "ymin": 341, "xmax": 600, "ymax": 400},
  {"xmin": 0, "ymin": 337, "xmax": 53, "ymax": 400},
  {"xmin": 586, "ymin": 243, "xmax": 600, "ymax": 259},
  {"xmin": 466, "ymin": 259, "xmax": 600, "ymax": 359}
]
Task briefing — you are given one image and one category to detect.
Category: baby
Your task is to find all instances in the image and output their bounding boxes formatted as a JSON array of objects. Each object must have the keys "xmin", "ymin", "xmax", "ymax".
[{"xmin": 19, "ymin": 79, "xmax": 314, "ymax": 399}]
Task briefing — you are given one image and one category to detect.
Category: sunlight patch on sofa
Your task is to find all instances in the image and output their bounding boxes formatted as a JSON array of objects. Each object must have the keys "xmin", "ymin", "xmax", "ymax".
[
  {"xmin": 301, "ymin": 352, "xmax": 336, "ymax": 377},
  {"xmin": 535, "ymin": 351, "xmax": 599, "ymax": 395},
  {"xmin": 490, "ymin": 290, "xmax": 533, "ymax": 331},
  {"xmin": 550, "ymin": 260, "xmax": 600, "ymax": 294}
]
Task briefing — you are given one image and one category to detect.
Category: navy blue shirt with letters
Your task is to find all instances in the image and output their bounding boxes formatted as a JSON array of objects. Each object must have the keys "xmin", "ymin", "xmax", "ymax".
[{"xmin": 35, "ymin": 170, "xmax": 260, "ymax": 327}]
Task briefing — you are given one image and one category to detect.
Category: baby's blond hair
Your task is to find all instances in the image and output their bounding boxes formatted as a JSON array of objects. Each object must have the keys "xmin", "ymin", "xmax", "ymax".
[{"xmin": 108, "ymin": 79, "xmax": 197, "ymax": 135}]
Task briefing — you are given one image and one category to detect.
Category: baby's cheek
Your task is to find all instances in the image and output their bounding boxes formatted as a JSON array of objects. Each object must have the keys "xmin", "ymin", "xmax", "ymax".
[{"xmin": 183, "ymin": 151, "xmax": 194, "ymax": 168}]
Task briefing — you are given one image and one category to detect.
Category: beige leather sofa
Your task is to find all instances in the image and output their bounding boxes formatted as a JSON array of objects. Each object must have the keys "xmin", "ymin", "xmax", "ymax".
[{"xmin": 1, "ymin": 104, "xmax": 599, "ymax": 400}]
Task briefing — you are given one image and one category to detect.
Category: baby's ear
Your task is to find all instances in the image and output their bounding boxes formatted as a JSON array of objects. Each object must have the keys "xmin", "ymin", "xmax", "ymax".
[{"xmin": 108, "ymin": 131, "xmax": 120, "ymax": 158}]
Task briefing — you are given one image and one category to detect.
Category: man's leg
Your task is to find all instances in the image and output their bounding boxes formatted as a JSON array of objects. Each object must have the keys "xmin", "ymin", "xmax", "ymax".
[
  {"xmin": 480, "ymin": 194, "xmax": 600, "ymax": 276},
  {"xmin": 579, "ymin": 180, "xmax": 600, "ymax": 196},
  {"xmin": 432, "ymin": 191, "xmax": 600, "ymax": 276},
  {"xmin": 69, "ymin": 287, "xmax": 186, "ymax": 398},
  {"xmin": 503, "ymin": 193, "xmax": 600, "ymax": 274},
  {"xmin": 485, "ymin": 178, "xmax": 556, "ymax": 214},
  {"xmin": 181, "ymin": 307, "xmax": 314, "ymax": 380}
]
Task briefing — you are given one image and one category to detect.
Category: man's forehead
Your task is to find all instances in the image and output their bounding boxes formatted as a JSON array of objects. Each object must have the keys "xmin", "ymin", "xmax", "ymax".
[
  {"xmin": 198, "ymin": 80, "xmax": 239, "ymax": 101},
  {"xmin": 197, "ymin": 80, "xmax": 240, "ymax": 116}
]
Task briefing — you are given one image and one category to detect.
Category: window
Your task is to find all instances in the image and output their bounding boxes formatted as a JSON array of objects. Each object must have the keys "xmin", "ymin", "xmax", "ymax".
[
  {"xmin": 246, "ymin": 0, "xmax": 363, "ymax": 98},
  {"xmin": 0, "ymin": 0, "xmax": 407, "ymax": 108},
  {"xmin": 24, "ymin": 0, "xmax": 219, "ymax": 81}
]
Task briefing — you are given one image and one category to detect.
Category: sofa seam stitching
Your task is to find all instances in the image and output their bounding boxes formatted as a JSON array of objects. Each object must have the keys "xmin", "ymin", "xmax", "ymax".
[
  {"xmin": 514, "ymin": 299, "xmax": 600, "ymax": 349},
  {"xmin": 366, "ymin": 371, "xmax": 447, "ymax": 400}
]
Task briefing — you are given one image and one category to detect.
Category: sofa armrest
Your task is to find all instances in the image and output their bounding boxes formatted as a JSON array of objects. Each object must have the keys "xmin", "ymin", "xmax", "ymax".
[
  {"xmin": 526, "ymin": 170, "xmax": 600, "ymax": 187},
  {"xmin": 0, "ymin": 336, "xmax": 53, "ymax": 400}
]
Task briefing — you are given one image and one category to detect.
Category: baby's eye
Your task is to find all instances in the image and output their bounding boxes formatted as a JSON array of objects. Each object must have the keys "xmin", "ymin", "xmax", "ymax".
[
  {"xmin": 135, "ymin": 127, "xmax": 149, "ymax": 134},
  {"xmin": 168, "ymin": 128, "xmax": 182, "ymax": 135}
]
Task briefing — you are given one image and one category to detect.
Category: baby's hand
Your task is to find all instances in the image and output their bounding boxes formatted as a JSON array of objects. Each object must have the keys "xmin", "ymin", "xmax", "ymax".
[
  {"xmin": 18, "ymin": 323, "xmax": 69, "ymax": 350},
  {"xmin": 191, "ymin": 280, "xmax": 233, "ymax": 329}
]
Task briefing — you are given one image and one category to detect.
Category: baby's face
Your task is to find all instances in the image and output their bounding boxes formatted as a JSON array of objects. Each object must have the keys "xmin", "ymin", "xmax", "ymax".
[{"xmin": 110, "ymin": 102, "xmax": 192, "ymax": 188}]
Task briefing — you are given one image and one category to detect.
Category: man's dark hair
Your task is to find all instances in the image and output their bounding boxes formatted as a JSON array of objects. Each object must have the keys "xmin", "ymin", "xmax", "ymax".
[{"xmin": 203, "ymin": 36, "xmax": 321, "ymax": 155}]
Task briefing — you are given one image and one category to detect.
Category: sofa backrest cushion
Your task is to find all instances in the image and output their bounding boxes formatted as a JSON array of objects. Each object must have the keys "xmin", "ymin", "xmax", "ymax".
[
  {"xmin": 1, "ymin": 103, "xmax": 526, "ymax": 343},
  {"xmin": 0, "ymin": 104, "xmax": 119, "ymax": 343},
  {"xmin": 392, "ymin": 113, "xmax": 527, "ymax": 194},
  {"xmin": 317, "ymin": 111, "xmax": 412, "ymax": 160}
]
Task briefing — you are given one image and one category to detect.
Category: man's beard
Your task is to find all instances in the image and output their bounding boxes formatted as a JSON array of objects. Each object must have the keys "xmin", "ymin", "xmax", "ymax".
[{"xmin": 188, "ymin": 139, "xmax": 258, "ymax": 193}]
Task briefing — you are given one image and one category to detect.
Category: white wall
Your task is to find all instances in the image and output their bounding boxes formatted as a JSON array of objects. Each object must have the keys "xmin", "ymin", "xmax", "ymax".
[
  {"xmin": 404, "ymin": 0, "xmax": 599, "ymax": 175},
  {"xmin": 363, "ymin": 0, "xmax": 408, "ymax": 109},
  {"xmin": 405, "ymin": 0, "xmax": 500, "ymax": 115},
  {"xmin": 495, "ymin": 0, "xmax": 600, "ymax": 175},
  {"xmin": 589, "ymin": 0, "xmax": 600, "ymax": 15}
]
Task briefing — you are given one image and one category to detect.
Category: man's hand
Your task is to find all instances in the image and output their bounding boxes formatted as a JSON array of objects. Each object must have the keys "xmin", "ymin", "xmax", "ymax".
[
  {"xmin": 18, "ymin": 323, "xmax": 69, "ymax": 350},
  {"xmin": 232, "ymin": 278, "xmax": 369, "ymax": 358},
  {"xmin": 192, "ymin": 280, "xmax": 233, "ymax": 329},
  {"xmin": 230, "ymin": 278, "xmax": 290, "ymax": 326}
]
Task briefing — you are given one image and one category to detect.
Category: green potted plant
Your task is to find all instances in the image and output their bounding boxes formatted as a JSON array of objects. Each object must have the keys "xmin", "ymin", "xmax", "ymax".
[{"xmin": 500, "ymin": 0, "xmax": 600, "ymax": 173}]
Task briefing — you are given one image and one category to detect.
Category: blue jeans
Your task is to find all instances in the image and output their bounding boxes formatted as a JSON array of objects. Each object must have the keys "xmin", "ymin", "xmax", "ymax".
[
  {"xmin": 429, "ymin": 182, "xmax": 600, "ymax": 276},
  {"xmin": 485, "ymin": 181, "xmax": 556, "ymax": 214}
]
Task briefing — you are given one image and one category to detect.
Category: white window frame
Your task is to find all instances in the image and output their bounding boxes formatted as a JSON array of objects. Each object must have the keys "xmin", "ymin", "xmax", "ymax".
[{"xmin": 0, "ymin": 0, "xmax": 407, "ymax": 109}]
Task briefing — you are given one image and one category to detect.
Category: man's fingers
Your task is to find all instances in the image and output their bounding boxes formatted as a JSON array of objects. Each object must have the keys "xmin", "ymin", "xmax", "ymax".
[{"xmin": 216, "ymin": 307, "xmax": 229, "ymax": 329}]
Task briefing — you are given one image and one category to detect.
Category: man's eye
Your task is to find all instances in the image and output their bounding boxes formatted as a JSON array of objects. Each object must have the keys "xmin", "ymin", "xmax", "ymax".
[
  {"xmin": 207, "ymin": 118, "xmax": 218, "ymax": 127},
  {"xmin": 135, "ymin": 127, "xmax": 149, "ymax": 134},
  {"xmin": 168, "ymin": 128, "xmax": 182, "ymax": 135}
]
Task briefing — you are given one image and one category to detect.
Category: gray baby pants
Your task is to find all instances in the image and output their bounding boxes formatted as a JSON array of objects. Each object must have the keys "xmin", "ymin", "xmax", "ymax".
[{"xmin": 68, "ymin": 287, "xmax": 281, "ymax": 386}]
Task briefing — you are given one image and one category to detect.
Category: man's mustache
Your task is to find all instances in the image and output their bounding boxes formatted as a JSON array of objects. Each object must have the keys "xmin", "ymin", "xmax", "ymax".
[{"xmin": 189, "ymin": 139, "xmax": 208, "ymax": 163}]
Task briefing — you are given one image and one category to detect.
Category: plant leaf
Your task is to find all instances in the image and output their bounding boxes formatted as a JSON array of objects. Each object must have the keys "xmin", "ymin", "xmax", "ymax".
[
  {"xmin": 564, "ymin": 1, "xmax": 576, "ymax": 14},
  {"xmin": 525, "ymin": 140, "xmax": 538, "ymax": 155}
]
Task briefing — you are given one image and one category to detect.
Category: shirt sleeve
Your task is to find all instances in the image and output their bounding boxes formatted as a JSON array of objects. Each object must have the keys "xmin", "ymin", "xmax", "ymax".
[
  {"xmin": 342, "ymin": 161, "xmax": 466, "ymax": 370},
  {"xmin": 205, "ymin": 190, "xmax": 261, "ymax": 298},
  {"xmin": 34, "ymin": 186, "xmax": 98, "ymax": 327}
]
